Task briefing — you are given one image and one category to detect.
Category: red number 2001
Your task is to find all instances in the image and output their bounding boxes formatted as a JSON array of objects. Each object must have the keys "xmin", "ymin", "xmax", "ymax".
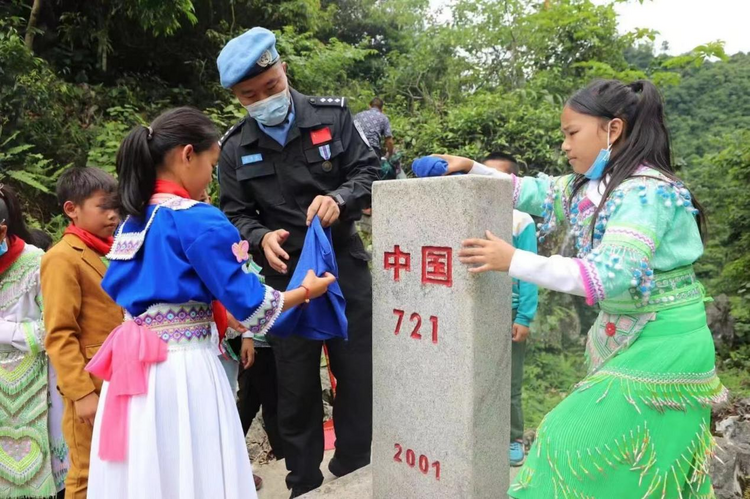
[{"xmin": 393, "ymin": 444, "xmax": 440, "ymax": 480}]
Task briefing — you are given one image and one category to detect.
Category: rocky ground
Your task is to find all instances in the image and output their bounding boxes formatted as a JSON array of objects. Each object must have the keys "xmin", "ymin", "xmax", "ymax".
[
  {"xmin": 245, "ymin": 344, "xmax": 749, "ymax": 497},
  {"xmin": 711, "ymin": 398, "xmax": 750, "ymax": 498}
]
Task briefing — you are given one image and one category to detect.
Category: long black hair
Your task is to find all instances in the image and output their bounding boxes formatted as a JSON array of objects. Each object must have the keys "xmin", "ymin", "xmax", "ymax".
[
  {"xmin": 0, "ymin": 184, "xmax": 33, "ymax": 244},
  {"xmin": 567, "ymin": 79, "xmax": 707, "ymax": 240},
  {"xmin": 116, "ymin": 107, "xmax": 220, "ymax": 218}
]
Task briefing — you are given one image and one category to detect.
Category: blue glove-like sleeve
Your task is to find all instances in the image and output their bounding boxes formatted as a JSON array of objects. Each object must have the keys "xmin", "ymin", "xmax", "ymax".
[{"xmin": 411, "ymin": 156, "xmax": 448, "ymax": 177}]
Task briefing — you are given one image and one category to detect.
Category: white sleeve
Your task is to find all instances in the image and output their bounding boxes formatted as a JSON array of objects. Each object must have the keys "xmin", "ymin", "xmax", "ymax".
[
  {"xmin": 509, "ymin": 250, "xmax": 586, "ymax": 297},
  {"xmin": 469, "ymin": 161, "xmax": 513, "ymax": 180},
  {"xmin": 0, "ymin": 319, "xmax": 38, "ymax": 353}
]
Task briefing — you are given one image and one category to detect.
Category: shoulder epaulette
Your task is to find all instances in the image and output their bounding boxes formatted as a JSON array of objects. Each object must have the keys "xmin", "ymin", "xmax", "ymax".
[
  {"xmin": 219, "ymin": 118, "xmax": 246, "ymax": 148},
  {"xmin": 309, "ymin": 96, "xmax": 347, "ymax": 108}
]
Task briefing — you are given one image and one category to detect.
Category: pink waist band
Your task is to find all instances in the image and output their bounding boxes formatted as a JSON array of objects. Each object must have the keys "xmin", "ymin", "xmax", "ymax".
[{"xmin": 85, "ymin": 320, "xmax": 168, "ymax": 461}]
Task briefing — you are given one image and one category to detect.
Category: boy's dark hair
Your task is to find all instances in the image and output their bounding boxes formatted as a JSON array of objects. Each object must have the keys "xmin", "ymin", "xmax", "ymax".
[
  {"xmin": 29, "ymin": 228, "xmax": 53, "ymax": 251},
  {"xmin": 370, "ymin": 97, "xmax": 384, "ymax": 110},
  {"xmin": 567, "ymin": 79, "xmax": 706, "ymax": 240},
  {"xmin": 483, "ymin": 152, "xmax": 519, "ymax": 175},
  {"xmin": 0, "ymin": 184, "xmax": 33, "ymax": 244},
  {"xmin": 116, "ymin": 107, "xmax": 219, "ymax": 218},
  {"xmin": 56, "ymin": 167, "xmax": 117, "ymax": 214}
]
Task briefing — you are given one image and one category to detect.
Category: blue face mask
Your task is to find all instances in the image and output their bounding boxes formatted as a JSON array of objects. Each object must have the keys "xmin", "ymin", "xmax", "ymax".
[
  {"xmin": 583, "ymin": 121, "xmax": 613, "ymax": 180},
  {"xmin": 0, "ymin": 239, "xmax": 7, "ymax": 258},
  {"xmin": 245, "ymin": 89, "xmax": 291, "ymax": 127}
]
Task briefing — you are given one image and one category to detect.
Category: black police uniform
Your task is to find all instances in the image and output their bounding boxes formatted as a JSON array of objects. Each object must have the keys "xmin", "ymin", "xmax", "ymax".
[{"xmin": 218, "ymin": 88, "xmax": 378, "ymax": 492}]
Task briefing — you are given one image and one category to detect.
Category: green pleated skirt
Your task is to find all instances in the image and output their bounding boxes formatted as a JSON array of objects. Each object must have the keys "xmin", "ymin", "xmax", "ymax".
[{"xmin": 509, "ymin": 302, "xmax": 727, "ymax": 499}]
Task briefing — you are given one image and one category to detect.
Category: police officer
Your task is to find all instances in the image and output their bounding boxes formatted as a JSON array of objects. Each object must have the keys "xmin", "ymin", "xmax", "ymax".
[{"xmin": 216, "ymin": 28, "xmax": 378, "ymax": 498}]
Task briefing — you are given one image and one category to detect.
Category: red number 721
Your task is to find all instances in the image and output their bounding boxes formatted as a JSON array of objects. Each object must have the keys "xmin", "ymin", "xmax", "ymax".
[{"xmin": 393, "ymin": 309, "xmax": 438, "ymax": 344}]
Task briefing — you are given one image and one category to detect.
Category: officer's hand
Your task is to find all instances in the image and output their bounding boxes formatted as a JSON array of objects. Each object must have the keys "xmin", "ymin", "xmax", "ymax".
[
  {"xmin": 261, "ymin": 229, "xmax": 290, "ymax": 274},
  {"xmin": 306, "ymin": 195, "xmax": 340, "ymax": 228}
]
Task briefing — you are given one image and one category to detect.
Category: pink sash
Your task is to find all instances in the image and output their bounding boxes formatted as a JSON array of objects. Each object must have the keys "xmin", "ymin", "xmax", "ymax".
[{"xmin": 85, "ymin": 321, "xmax": 168, "ymax": 461}]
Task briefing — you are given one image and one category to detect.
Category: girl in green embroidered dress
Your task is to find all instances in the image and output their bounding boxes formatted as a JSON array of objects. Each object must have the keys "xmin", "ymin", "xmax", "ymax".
[
  {"xmin": 435, "ymin": 80, "xmax": 726, "ymax": 498},
  {"xmin": 0, "ymin": 184, "xmax": 68, "ymax": 498}
]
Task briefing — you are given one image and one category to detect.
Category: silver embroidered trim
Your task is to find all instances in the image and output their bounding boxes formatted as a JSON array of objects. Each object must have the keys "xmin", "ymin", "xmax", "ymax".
[{"xmin": 108, "ymin": 197, "xmax": 199, "ymax": 261}]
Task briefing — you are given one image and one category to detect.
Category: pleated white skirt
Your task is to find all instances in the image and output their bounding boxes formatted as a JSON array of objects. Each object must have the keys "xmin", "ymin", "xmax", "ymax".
[{"xmin": 88, "ymin": 339, "xmax": 256, "ymax": 499}]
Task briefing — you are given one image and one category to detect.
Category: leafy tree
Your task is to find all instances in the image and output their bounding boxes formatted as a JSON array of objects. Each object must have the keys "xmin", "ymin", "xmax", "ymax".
[{"xmin": 1, "ymin": 0, "xmax": 748, "ymax": 412}]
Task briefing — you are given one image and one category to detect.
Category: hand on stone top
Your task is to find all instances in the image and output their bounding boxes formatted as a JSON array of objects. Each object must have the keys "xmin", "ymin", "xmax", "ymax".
[
  {"xmin": 431, "ymin": 154, "xmax": 473, "ymax": 175},
  {"xmin": 459, "ymin": 230, "xmax": 515, "ymax": 273}
]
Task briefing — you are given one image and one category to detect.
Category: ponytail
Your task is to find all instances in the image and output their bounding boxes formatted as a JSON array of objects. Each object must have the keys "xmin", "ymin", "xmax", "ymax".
[
  {"xmin": 567, "ymin": 79, "xmax": 707, "ymax": 241},
  {"xmin": 116, "ymin": 126, "xmax": 156, "ymax": 218},
  {"xmin": 115, "ymin": 107, "xmax": 220, "ymax": 218},
  {"xmin": 0, "ymin": 184, "xmax": 33, "ymax": 244}
]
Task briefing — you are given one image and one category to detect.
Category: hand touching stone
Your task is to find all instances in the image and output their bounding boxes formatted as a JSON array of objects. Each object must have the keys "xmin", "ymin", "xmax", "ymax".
[{"xmin": 459, "ymin": 230, "xmax": 516, "ymax": 273}]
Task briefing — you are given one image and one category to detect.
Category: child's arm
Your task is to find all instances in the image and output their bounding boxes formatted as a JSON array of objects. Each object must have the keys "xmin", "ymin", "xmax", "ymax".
[
  {"xmin": 466, "ymin": 160, "xmax": 573, "ymax": 220},
  {"xmin": 0, "ymin": 318, "xmax": 42, "ymax": 354},
  {"xmin": 179, "ymin": 208, "xmax": 332, "ymax": 339},
  {"xmin": 41, "ymin": 252, "xmax": 97, "ymax": 402},
  {"xmin": 513, "ymin": 219, "xmax": 538, "ymax": 327},
  {"xmin": 413, "ymin": 155, "xmax": 572, "ymax": 220},
  {"xmin": 0, "ymin": 258, "xmax": 45, "ymax": 354},
  {"xmin": 465, "ymin": 177, "xmax": 687, "ymax": 306}
]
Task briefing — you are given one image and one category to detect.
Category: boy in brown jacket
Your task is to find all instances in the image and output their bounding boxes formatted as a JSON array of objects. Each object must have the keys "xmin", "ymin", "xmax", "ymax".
[{"xmin": 42, "ymin": 167, "xmax": 124, "ymax": 499}]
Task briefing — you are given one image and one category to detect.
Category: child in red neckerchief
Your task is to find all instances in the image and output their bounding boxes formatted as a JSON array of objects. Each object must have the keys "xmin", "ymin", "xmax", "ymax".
[{"xmin": 42, "ymin": 167, "xmax": 125, "ymax": 499}]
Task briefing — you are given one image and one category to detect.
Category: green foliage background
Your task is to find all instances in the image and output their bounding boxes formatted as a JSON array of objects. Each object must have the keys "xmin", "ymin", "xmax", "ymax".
[{"xmin": 2, "ymin": 0, "xmax": 748, "ymax": 429}]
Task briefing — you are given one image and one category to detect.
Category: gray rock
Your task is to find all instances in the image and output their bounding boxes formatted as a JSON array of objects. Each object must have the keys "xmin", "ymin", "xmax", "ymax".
[
  {"xmin": 371, "ymin": 176, "xmax": 513, "ymax": 499},
  {"xmin": 707, "ymin": 294, "xmax": 736, "ymax": 348},
  {"xmin": 712, "ymin": 416, "xmax": 750, "ymax": 499}
]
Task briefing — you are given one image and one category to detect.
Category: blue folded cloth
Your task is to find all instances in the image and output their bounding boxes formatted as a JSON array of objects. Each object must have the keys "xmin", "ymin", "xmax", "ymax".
[
  {"xmin": 271, "ymin": 217, "xmax": 348, "ymax": 341},
  {"xmin": 411, "ymin": 156, "xmax": 466, "ymax": 178},
  {"xmin": 411, "ymin": 156, "xmax": 448, "ymax": 177}
]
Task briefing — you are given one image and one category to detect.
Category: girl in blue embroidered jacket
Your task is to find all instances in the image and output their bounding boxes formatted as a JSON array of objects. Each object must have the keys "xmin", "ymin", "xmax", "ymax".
[{"xmin": 86, "ymin": 107, "xmax": 335, "ymax": 499}]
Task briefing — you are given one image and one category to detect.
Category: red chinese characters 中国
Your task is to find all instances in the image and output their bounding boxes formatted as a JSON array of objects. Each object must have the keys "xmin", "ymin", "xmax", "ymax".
[
  {"xmin": 384, "ymin": 245, "xmax": 411, "ymax": 281},
  {"xmin": 421, "ymin": 246, "xmax": 453, "ymax": 287}
]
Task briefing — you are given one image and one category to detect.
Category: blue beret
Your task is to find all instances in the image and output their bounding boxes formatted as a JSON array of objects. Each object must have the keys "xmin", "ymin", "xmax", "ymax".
[{"xmin": 217, "ymin": 27, "xmax": 280, "ymax": 89}]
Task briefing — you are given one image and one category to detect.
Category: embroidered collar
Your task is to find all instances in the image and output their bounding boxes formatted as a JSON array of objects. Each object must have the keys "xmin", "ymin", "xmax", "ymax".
[{"xmin": 107, "ymin": 196, "xmax": 200, "ymax": 261}]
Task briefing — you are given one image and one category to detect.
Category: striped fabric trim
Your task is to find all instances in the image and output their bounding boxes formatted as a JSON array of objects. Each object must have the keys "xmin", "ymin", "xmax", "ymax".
[
  {"xmin": 242, "ymin": 286, "xmax": 284, "ymax": 337},
  {"xmin": 575, "ymin": 258, "xmax": 605, "ymax": 306},
  {"xmin": 511, "ymin": 174, "xmax": 522, "ymax": 208},
  {"xmin": 605, "ymin": 227, "xmax": 656, "ymax": 254},
  {"xmin": 21, "ymin": 321, "xmax": 39, "ymax": 356}
]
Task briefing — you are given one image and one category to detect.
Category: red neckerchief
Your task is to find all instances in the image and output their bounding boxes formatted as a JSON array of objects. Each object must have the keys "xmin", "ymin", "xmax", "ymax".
[
  {"xmin": 154, "ymin": 179, "xmax": 190, "ymax": 199},
  {"xmin": 0, "ymin": 236, "xmax": 26, "ymax": 275},
  {"xmin": 64, "ymin": 225, "xmax": 113, "ymax": 256}
]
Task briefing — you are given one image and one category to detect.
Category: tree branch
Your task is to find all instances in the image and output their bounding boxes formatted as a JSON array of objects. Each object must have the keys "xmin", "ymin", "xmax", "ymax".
[{"xmin": 24, "ymin": 0, "xmax": 44, "ymax": 51}]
